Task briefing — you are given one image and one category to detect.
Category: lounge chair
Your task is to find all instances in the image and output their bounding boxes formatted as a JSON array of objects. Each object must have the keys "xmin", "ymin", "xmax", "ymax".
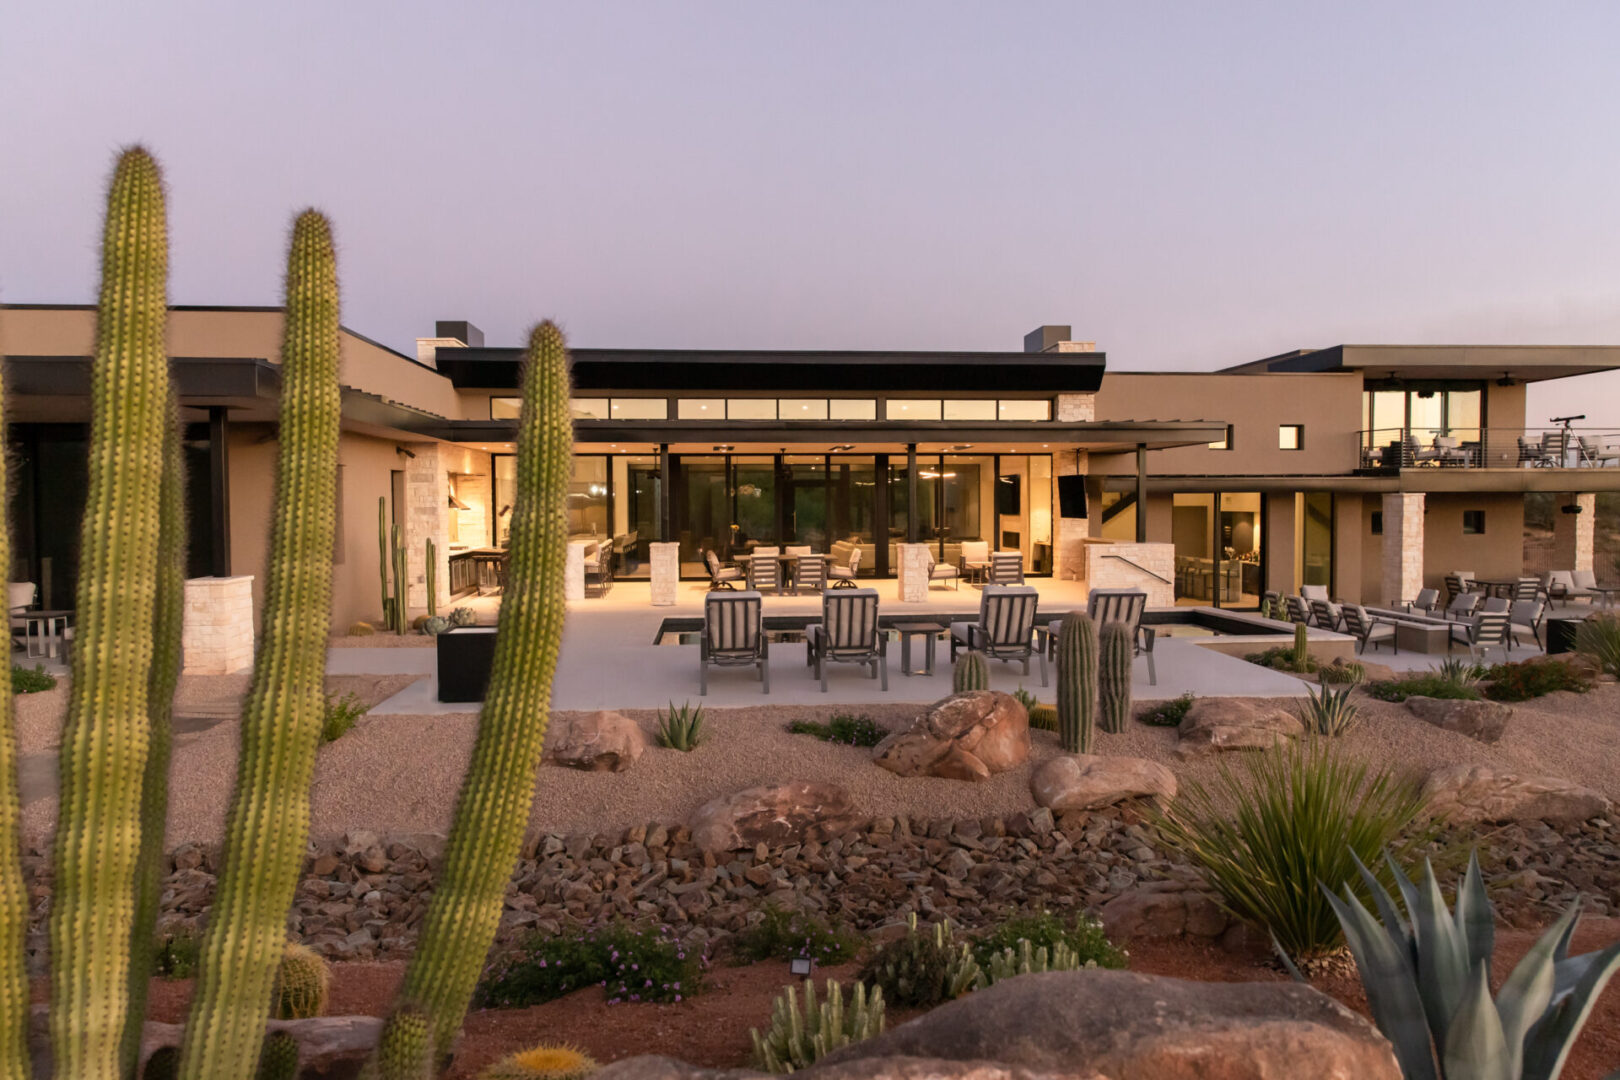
[
  {"xmin": 705, "ymin": 550, "xmax": 742, "ymax": 591},
  {"xmin": 793, "ymin": 554, "xmax": 828, "ymax": 595},
  {"xmin": 1342, "ymin": 604, "xmax": 1398, "ymax": 654},
  {"xmin": 986, "ymin": 552, "xmax": 1024, "ymax": 586},
  {"xmin": 828, "ymin": 546, "xmax": 862, "ymax": 588},
  {"xmin": 950, "ymin": 585, "xmax": 1043, "ymax": 685},
  {"xmin": 1442, "ymin": 591, "xmax": 1480, "ymax": 622},
  {"xmin": 925, "ymin": 550, "xmax": 960, "ymax": 590},
  {"xmin": 1449, "ymin": 610, "xmax": 1511, "ymax": 664},
  {"xmin": 699, "ymin": 591, "xmax": 768, "ymax": 695},
  {"xmin": 1509, "ymin": 599, "xmax": 1544, "ymax": 648},
  {"xmin": 1544, "ymin": 570, "xmax": 1595, "ymax": 607},
  {"xmin": 1480, "ymin": 596, "xmax": 1510, "ymax": 615},
  {"xmin": 583, "ymin": 542, "xmax": 612, "ymax": 597},
  {"xmin": 1406, "ymin": 588, "xmax": 1441, "ymax": 618},
  {"xmin": 1309, "ymin": 598, "xmax": 1345, "ymax": 633},
  {"xmin": 957, "ymin": 540, "xmax": 991, "ymax": 584},
  {"xmin": 1512, "ymin": 577, "xmax": 1541, "ymax": 602},
  {"xmin": 746, "ymin": 553, "xmax": 781, "ymax": 595},
  {"xmin": 1077, "ymin": 588, "xmax": 1156, "ymax": 685},
  {"xmin": 1285, "ymin": 595, "xmax": 1310, "ymax": 624},
  {"xmin": 804, "ymin": 588, "xmax": 887, "ymax": 691}
]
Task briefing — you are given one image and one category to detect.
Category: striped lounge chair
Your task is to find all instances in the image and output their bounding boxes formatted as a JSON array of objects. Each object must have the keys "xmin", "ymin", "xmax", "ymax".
[
  {"xmin": 804, "ymin": 588, "xmax": 887, "ymax": 692},
  {"xmin": 699, "ymin": 591, "xmax": 768, "ymax": 695}
]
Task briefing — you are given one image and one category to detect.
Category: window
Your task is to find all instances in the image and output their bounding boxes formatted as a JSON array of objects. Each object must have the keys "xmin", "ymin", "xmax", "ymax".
[
  {"xmin": 889, "ymin": 399, "xmax": 943, "ymax": 420},
  {"xmin": 1462, "ymin": 510, "xmax": 1485, "ymax": 535},
  {"xmin": 1370, "ymin": 511, "xmax": 1383, "ymax": 535},
  {"xmin": 570, "ymin": 398, "xmax": 609, "ymax": 420},
  {"xmin": 727, "ymin": 398, "xmax": 775, "ymax": 420},
  {"xmin": 677, "ymin": 398, "xmax": 724, "ymax": 419},
  {"xmin": 1279, "ymin": 424, "xmax": 1304, "ymax": 450},
  {"xmin": 491, "ymin": 397, "xmax": 521, "ymax": 420},
  {"xmin": 1209, "ymin": 425, "xmax": 1234, "ymax": 451},
  {"xmin": 998, "ymin": 399, "xmax": 1052, "ymax": 421},
  {"xmin": 828, "ymin": 399, "xmax": 877, "ymax": 420},
  {"xmin": 778, "ymin": 398, "xmax": 829, "ymax": 419},
  {"xmin": 608, "ymin": 398, "xmax": 667, "ymax": 420},
  {"xmin": 943, "ymin": 399, "xmax": 996, "ymax": 421}
]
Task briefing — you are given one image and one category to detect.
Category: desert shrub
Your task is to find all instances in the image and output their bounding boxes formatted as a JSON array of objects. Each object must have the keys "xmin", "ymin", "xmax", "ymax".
[
  {"xmin": 786, "ymin": 713, "xmax": 885, "ymax": 747},
  {"xmin": 730, "ymin": 904, "xmax": 865, "ymax": 966},
  {"xmin": 153, "ymin": 926, "xmax": 202, "ymax": 979},
  {"xmin": 858, "ymin": 916, "xmax": 979, "ymax": 1008},
  {"xmin": 655, "ymin": 700, "xmax": 705, "ymax": 750},
  {"xmin": 1576, "ymin": 612, "xmax": 1620, "ymax": 678},
  {"xmin": 1481, "ymin": 658, "xmax": 1591, "ymax": 702},
  {"xmin": 1154, "ymin": 736, "xmax": 1430, "ymax": 962},
  {"xmin": 1316, "ymin": 658, "xmax": 1365, "ymax": 685},
  {"xmin": 1364, "ymin": 659, "xmax": 1485, "ymax": 702},
  {"xmin": 474, "ymin": 923, "xmax": 703, "ymax": 1008},
  {"xmin": 320, "ymin": 692, "xmax": 368, "ymax": 743},
  {"xmin": 11, "ymin": 664, "xmax": 56, "ymax": 694},
  {"xmin": 1245, "ymin": 646, "xmax": 1318, "ymax": 674},
  {"xmin": 969, "ymin": 910, "xmax": 1126, "ymax": 972},
  {"xmin": 1137, "ymin": 692, "xmax": 1194, "ymax": 727}
]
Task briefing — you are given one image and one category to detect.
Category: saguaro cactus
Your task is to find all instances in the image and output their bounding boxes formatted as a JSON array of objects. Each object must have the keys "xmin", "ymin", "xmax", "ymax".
[
  {"xmin": 425, "ymin": 538, "xmax": 438, "ymax": 618},
  {"xmin": 1055, "ymin": 611, "xmax": 1097, "ymax": 753},
  {"xmin": 1098, "ymin": 622, "xmax": 1132, "ymax": 734},
  {"xmin": 0, "ymin": 322, "xmax": 29, "ymax": 1079},
  {"xmin": 49, "ymin": 145, "xmax": 172, "ymax": 1080},
  {"xmin": 392, "ymin": 522, "xmax": 407, "ymax": 633},
  {"xmin": 1293, "ymin": 621, "xmax": 1309, "ymax": 670},
  {"xmin": 952, "ymin": 650, "xmax": 989, "ymax": 693},
  {"xmin": 371, "ymin": 321, "xmax": 573, "ymax": 1069},
  {"xmin": 379, "ymin": 496, "xmax": 392, "ymax": 626},
  {"xmin": 178, "ymin": 210, "xmax": 342, "ymax": 1080}
]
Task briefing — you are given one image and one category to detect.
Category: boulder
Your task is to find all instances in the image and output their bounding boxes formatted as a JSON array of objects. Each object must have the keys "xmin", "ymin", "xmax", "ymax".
[
  {"xmin": 1031, "ymin": 754, "xmax": 1177, "ymax": 811},
  {"xmin": 1100, "ymin": 881, "xmax": 1229, "ymax": 943},
  {"xmin": 1176, "ymin": 699, "xmax": 1303, "ymax": 756},
  {"xmin": 545, "ymin": 710, "xmax": 648, "ymax": 772},
  {"xmin": 872, "ymin": 692, "xmax": 1030, "ymax": 781},
  {"xmin": 1404, "ymin": 696, "xmax": 1511, "ymax": 744},
  {"xmin": 1422, "ymin": 764, "xmax": 1610, "ymax": 825},
  {"xmin": 689, "ymin": 782, "xmax": 864, "ymax": 853}
]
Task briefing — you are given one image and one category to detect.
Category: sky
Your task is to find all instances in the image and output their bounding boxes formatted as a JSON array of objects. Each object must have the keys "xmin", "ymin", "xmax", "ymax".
[{"xmin": 3, "ymin": 2, "xmax": 1620, "ymax": 423}]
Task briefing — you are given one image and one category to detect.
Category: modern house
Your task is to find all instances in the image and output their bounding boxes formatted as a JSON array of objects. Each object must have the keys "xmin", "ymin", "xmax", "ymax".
[{"xmin": 3, "ymin": 305, "xmax": 1616, "ymax": 668}]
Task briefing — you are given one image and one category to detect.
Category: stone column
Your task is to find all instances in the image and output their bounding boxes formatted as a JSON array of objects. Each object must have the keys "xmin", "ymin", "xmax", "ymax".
[
  {"xmin": 1381, "ymin": 492, "xmax": 1425, "ymax": 606},
  {"xmin": 1553, "ymin": 493, "xmax": 1596, "ymax": 572},
  {"xmin": 1051, "ymin": 397, "xmax": 1095, "ymax": 584},
  {"xmin": 403, "ymin": 443, "xmax": 450, "ymax": 614},
  {"xmin": 182, "ymin": 576, "xmax": 255, "ymax": 674},
  {"xmin": 896, "ymin": 543, "xmax": 931, "ymax": 603},
  {"xmin": 564, "ymin": 542, "xmax": 588, "ymax": 601},
  {"xmin": 650, "ymin": 541, "xmax": 680, "ymax": 606}
]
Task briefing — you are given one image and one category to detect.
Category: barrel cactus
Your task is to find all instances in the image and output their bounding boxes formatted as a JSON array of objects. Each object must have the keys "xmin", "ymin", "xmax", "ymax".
[
  {"xmin": 1055, "ymin": 611, "xmax": 1098, "ymax": 753},
  {"xmin": 476, "ymin": 1044, "xmax": 598, "ymax": 1080},
  {"xmin": 952, "ymin": 650, "xmax": 989, "ymax": 693},
  {"xmin": 272, "ymin": 942, "xmax": 330, "ymax": 1019},
  {"xmin": 1027, "ymin": 703, "xmax": 1058, "ymax": 732},
  {"xmin": 1098, "ymin": 622, "xmax": 1133, "ymax": 734}
]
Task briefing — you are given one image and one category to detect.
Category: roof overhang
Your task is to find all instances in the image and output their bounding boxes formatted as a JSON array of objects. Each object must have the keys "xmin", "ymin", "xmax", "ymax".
[
  {"xmin": 1223, "ymin": 345, "xmax": 1620, "ymax": 383},
  {"xmin": 5, "ymin": 354, "xmax": 282, "ymax": 405}
]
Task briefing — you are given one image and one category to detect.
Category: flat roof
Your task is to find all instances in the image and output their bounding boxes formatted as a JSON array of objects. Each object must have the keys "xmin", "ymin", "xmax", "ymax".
[{"xmin": 1220, "ymin": 344, "xmax": 1620, "ymax": 382}]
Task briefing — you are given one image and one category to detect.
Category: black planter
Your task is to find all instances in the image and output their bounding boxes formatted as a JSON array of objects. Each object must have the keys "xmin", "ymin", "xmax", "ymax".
[
  {"xmin": 1546, "ymin": 616, "xmax": 1585, "ymax": 656},
  {"xmin": 437, "ymin": 626, "xmax": 498, "ymax": 702}
]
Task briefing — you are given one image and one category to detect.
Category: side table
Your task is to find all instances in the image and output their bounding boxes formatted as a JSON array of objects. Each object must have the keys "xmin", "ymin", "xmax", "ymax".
[
  {"xmin": 893, "ymin": 621, "xmax": 946, "ymax": 677},
  {"xmin": 25, "ymin": 610, "xmax": 72, "ymax": 659}
]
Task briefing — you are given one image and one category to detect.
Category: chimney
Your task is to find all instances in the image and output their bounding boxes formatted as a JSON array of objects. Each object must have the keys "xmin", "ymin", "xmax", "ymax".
[
  {"xmin": 416, "ymin": 319, "xmax": 485, "ymax": 368},
  {"xmin": 1023, "ymin": 325, "xmax": 1096, "ymax": 353}
]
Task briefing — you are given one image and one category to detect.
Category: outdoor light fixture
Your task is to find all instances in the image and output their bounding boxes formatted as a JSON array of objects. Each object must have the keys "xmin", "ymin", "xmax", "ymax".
[
  {"xmin": 714, "ymin": 444, "xmax": 734, "ymax": 451},
  {"xmin": 950, "ymin": 444, "xmax": 973, "ymax": 451},
  {"xmin": 829, "ymin": 444, "xmax": 854, "ymax": 452},
  {"xmin": 1496, "ymin": 371, "xmax": 1515, "ymax": 387},
  {"xmin": 394, "ymin": 445, "xmax": 417, "ymax": 459},
  {"xmin": 789, "ymin": 957, "xmax": 813, "ymax": 977}
]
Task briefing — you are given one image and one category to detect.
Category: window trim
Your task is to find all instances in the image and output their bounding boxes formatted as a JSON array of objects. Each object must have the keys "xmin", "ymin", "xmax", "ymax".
[{"xmin": 1462, "ymin": 509, "xmax": 1486, "ymax": 535}]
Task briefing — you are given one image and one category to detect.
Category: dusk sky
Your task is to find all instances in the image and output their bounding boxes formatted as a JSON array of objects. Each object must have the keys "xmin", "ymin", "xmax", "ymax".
[{"xmin": 4, "ymin": 2, "xmax": 1620, "ymax": 423}]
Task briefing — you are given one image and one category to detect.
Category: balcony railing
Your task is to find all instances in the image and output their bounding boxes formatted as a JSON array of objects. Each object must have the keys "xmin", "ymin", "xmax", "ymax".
[{"xmin": 1358, "ymin": 426, "xmax": 1620, "ymax": 471}]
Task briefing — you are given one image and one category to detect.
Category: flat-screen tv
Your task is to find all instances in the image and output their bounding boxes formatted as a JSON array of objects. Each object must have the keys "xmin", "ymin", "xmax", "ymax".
[
  {"xmin": 1057, "ymin": 475, "xmax": 1087, "ymax": 518},
  {"xmin": 996, "ymin": 474, "xmax": 1021, "ymax": 516}
]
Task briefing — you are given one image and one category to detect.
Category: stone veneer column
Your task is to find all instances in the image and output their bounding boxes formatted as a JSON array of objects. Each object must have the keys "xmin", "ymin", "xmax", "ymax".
[
  {"xmin": 896, "ymin": 543, "xmax": 930, "ymax": 602},
  {"xmin": 564, "ymin": 542, "xmax": 588, "ymax": 601},
  {"xmin": 1381, "ymin": 492, "xmax": 1425, "ymax": 606},
  {"xmin": 649, "ymin": 542, "xmax": 680, "ymax": 605},
  {"xmin": 404, "ymin": 443, "xmax": 450, "ymax": 614},
  {"xmin": 1553, "ymin": 493, "xmax": 1596, "ymax": 573},
  {"xmin": 182, "ymin": 575, "xmax": 255, "ymax": 674},
  {"xmin": 1052, "ymin": 390, "xmax": 1095, "ymax": 583}
]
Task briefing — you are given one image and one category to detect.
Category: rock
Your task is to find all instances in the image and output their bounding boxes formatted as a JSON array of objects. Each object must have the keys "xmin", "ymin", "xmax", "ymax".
[
  {"xmin": 1404, "ymin": 696, "xmax": 1511, "ymax": 743},
  {"xmin": 688, "ymin": 782, "xmax": 864, "ymax": 853},
  {"xmin": 1176, "ymin": 699, "xmax": 1303, "ymax": 756},
  {"xmin": 1099, "ymin": 882, "xmax": 1228, "ymax": 942},
  {"xmin": 872, "ymin": 692, "xmax": 1031, "ymax": 781},
  {"xmin": 1031, "ymin": 755, "xmax": 1177, "ymax": 811},
  {"xmin": 1422, "ymin": 764, "xmax": 1611, "ymax": 825},
  {"xmin": 545, "ymin": 710, "xmax": 648, "ymax": 772}
]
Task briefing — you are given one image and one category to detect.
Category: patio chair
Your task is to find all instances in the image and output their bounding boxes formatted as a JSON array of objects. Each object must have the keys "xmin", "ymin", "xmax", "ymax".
[
  {"xmin": 1284, "ymin": 595, "xmax": 1310, "ymax": 624},
  {"xmin": 1405, "ymin": 588, "xmax": 1441, "ymax": 618},
  {"xmin": 986, "ymin": 552, "xmax": 1024, "ymax": 586},
  {"xmin": 783, "ymin": 544, "xmax": 812, "ymax": 586},
  {"xmin": 746, "ymin": 553, "xmax": 781, "ymax": 595},
  {"xmin": 1448, "ymin": 610, "xmax": 1511, "ymax": 664},
  {"xmin": 699, "ymin": 591, "xmax": 769, "ymax": 695},
  {"xmin": 1573, "ymin": 569, "xmax": 1602, "ymax": 597},
  {"xmin": 950, "ymin": 585, "xmax": 1043, "ymax": 685},
  {"xmin": 1443, "ymin": 574, "xmax": 1467, "ymax": 605},
  {"xmin": 1342, "ymin": 604, "xmax": 1398, "ymax": 655},
  {"xmin": 793, "ymin": 554, "xmax": 828, "ymax": 596},
  {"xmin": 8, "ymin": 583, "xmax": 35, "ymax": 652},
  {"xmin": 705, "ymin": 550, "xmax": 743, "ymax": 591},
  {"xmin": 1442, "ymin": 591, "xmax": 1480, "ymax": 622},
  {"xmin": 1433, "ymin": 435, "xmax": 1470, "ymax": 466},
  {"xmin": 925, "ymin": 550, "xmax": 960, "ymax": 590},
  {"xmin": 1480, "ymin": 596, "xmax": 1509, "ymax": 615},
  {"xmin": 583, "ymin": 542, "xmax": 612, "ymax": 597},
  {"xmin": 1512, "ymin": 577, "xmax": 1540, "ymax": 602},
  {"xmin": 1309, "ymin": 598, "xmax": 1345, "ymax": 633},
  {"xmin": 828, "ymin": 546, "xmax": 862, "ymax": 588},
  {"xmin": 1301, "ymin": 585, "xmax": 1340, "ymax": 630},
  {"xmin": 1544, "ymin": 570, "xmax": 1595, "ymax": 607},
  {"xmin": 957, "ymin": 540, "xmax": 991, "ymax": 584},
  {"xmin": 1082, "ymin": 587, "xmax": 1155, "ymax": 685},
  {"xmin": 750, "ymin": 545, "xmax": 781, "ymax": 558},
  {"xmin": 804, "ymin": 588, "xmax": 887, "ymax": 691},
  {"xmin": 1509, "ymin": 599, "xmax": 1544, "ymax": 648}
]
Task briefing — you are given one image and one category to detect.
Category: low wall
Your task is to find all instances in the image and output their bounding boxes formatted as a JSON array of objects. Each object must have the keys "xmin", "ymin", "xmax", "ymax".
[{"xmin": 1084, "ymin": 542, "xmax": 1175, "ymax": 608}]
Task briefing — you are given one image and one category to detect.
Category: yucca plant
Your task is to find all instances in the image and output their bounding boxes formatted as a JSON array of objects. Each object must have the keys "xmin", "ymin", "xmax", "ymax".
[
  {"xmin": 655, "ymin": 701, "xmax": 704, "ymax": 751},
  {"xmin": 751, "ymin": 979, "xmax": 885, "ymax": 1074},
  {"xmin": 1154, "ymin": 737, "xmax": 1430, "ymax": 963},
  {"xmin": 1574, "ymin": 612, "xmax": 1620, "ymax": 678},
  {"xmin": 1324, "ymin": 851, "xmax": 1620, "ymax": 1080},
  {"xmin": 1435, "ymin": 656, "xmax": 1487, "ymax": 690},
  {"xmin": 1299, "ymin": 682, "xmax": 1359, "ymax": 736}
]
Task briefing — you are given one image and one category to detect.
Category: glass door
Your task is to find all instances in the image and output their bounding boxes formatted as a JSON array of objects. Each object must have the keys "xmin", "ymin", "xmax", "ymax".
[{"xmin": 1218, "ymin": 492, "xmax": 1263, "ymax": 608}]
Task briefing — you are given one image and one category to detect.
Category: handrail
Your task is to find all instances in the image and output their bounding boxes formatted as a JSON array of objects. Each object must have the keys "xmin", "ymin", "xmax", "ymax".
[
  {"xmin": 1101, "ymin": 553, "xmax": 1171, "ymax": 586},
  {"xmin": 1357, "ymin": 425, "xmax": 1620, "ymax": 470}
]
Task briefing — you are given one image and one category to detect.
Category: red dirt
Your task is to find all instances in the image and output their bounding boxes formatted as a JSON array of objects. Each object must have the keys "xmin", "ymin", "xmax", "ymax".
[{"xmin": 126, "ymin": 920, "xmax": 1620, "ymax": 1079}]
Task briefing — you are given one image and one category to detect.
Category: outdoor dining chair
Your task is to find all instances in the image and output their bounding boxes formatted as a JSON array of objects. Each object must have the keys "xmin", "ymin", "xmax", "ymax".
[
  {"xmin": 746, "ymin": 553, "xmax": 781, "ymax": 595},
  {"xmin": 583, "ymin": 542, "xmax": 613, "ymax": 597},
  {"xmin": 783, "ymin": 544, "xmax": 812, "ymax": 588},
  {"xmin": 1512, "ymin": 577, "xmax": 1541, "ymax": 603},
  {"xmin": 1406, "ymin": 588, "xmax": 1441, "ymax": 617},
  {"xmin": 957, "ymin": 540, "xmax": 991, "ymax": 584},
  {"xmin": 950, "ymin": 585, "xmax": 1043, "ymax": 685},
  {"xmin": 793, "ymin": 554, "xmax": 828, "ymax": 596},
  {"xmin": 986, "ymin": 552, "xmax": 1025, "ymax": 586},
  {"xmin": 1443, "ymin": 574, "xmax": 1466, "ymax": 605},
  {"xmin": 828, "ymin": 546, "xmax": 862, "ymax": 588},
  {"xmin": 1448, "ymin": 610, "xmax": 1512, "ymax": 664},
  {"xmin": 925, "ymin": 550, "xmax": 960, "ymax": 590},
  {"xmin": 1480, "ymin": 596, "xmax": 1510, "ymax": 615},
  {"xmin": 699, "ymin": 590, "xmax": 769, "ymax": 695},
  {"xmin": 704, "ymin": 550, "xmax": 742, "ymax": 591},
  {"xmin": 804, "ymin": 587, "xmax": 887, "ymax": 691},
  {"xmin": 1442, "ymin": 591, "xmax": 1480, "ymax": 622},
  {"xmin": 1051, "ymin": 587, "xmax": 1157, "ymax": 685},
  {"xmin": 1341, "ymin": 604, "xmax": 1398, "ymax": 654},
  {"xmin": 1509, "ymin": 599, "xmax": 1544, "ymax": 648}
]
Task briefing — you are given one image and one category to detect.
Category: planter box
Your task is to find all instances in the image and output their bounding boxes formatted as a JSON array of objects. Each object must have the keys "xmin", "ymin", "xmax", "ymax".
[{"xmin": 437, "ymin": 626, "xmax": 497, "ymax": 702}]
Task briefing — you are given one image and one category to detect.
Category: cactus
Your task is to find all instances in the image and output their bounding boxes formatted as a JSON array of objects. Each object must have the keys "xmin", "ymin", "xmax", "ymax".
[
  {"xmin": 379, "ymin": 496, "xmax": 391, "ymax": 628},
  {"xmin": 349, "ymin": 621, "xmax": 376, "ymax": 637},
  {"xmin": 952, "ymin": 650, "xmax": 989, "ymax": 693},
  {"xmin": 974, "ymin": 939, "xmax": 1089, "ymax": 989},
  {"xmin": 1098, "ymin": 621, "xmax": 1133, "ymax": 735},
  {"xmin": 370, "ymin": 321, "xmax": 574, "ymax": 1065},
  {"xmin": 859, "ymin": 914, "xmax": 980, "ymax": 1008},
  {"xmin": 362, "ymin": 1007, "xmax": 432, "ymax": 1080},
  {"xmin": 1027, "ymin": 703, "xmax": 1058, "ymax": 732},
  {"xmin": 0, "ymin": 283, "xmax": 28, "ymax": 1079},
  {"xmin": 392, "ymin": 522, "xmax": 407, "ymax": 633},
  {"xmin": 425, "ymin": 538, "xmax": 438, "ymax": 618},
  {"xmin": 254, "ymin": 1032, "xmax": 300, "ymax": 1080},
  {"xmin": 751, "ymin": 981, "xmax": 885, "ymax": 1074},
  {"xmin": 476, "ymin": 1044, "xmax": 599, "ymax": 1080},
  {"xmin": 421, "ymin": 616, "xmax": 449, "ymax": 637},
  {"xmin": 1293, "ymin": 620, "xmax": 1309, "ymax": 670},
  {"xmin": 447, "ymin": 606, "xmax": 477, "ymax": 628},
  {"xmin": 178, "ymin": 210, "xmax": 343, "ymax": 1080},
  {"xmin": 272, "ymin": 942, "xmax": 330, "ymax": 1019},
  {"xmin": 48, "ymin": 145, "xmax": 172, "ymax": 1080},
  {"xmin": 1054, "ymin": 611, "xmax": 1098, "ymax": 753}
]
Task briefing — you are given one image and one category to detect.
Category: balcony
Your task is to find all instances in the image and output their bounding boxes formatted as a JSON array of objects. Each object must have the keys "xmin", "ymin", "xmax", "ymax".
[{"xmin": 1357, "ymin": 426, "xmax": 1620, "ymax": 472}]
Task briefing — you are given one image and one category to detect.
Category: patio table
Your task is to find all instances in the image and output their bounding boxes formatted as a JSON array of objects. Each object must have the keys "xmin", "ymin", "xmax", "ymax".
[
  {"xmin": 1594, "ymin": 585, "xmax": 1620, "ymax": 610},
  {"xmin": 1468, "ymin": 578, "xmax": 1519, "ymax": 599},
  {"xmin": 24, "ymin": 609, "xmax": 71, "ymax": 659},
  {"xmin": 893, "ymin": 621, "xmax": 946, "ymax": 677}
]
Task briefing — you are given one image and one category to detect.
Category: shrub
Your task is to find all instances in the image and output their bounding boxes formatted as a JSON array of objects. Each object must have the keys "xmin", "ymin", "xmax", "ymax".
[
  {"xmin": 11, "ymin": 664, "xmax": 56, "ymax": 694},
  {"xmin": 751, "ymin": 980, "xmax": 885, "ymax": 1074},
  {"xmin": 477, "ymin": 1043, "xmax": 598, "ymax": 1080},
  {"xmin": 320, "ymin": 692, "xmax": 369, "ymax": 743},
  {"xmin": 474, "ymin": 923, "xmax": 703, "ymax": 1008},
  {"xmin": 858, "ymin": 915, "xmax": 979, "ymax": 1008},
  {"xmin": 1154, "ymin": 737, "xmax": 1430, "ymax": 962},
  {"xmin": 1298, "ymin": 683, "xmax": 1359, "ymax": 736},
  {"xmin": 1245, "ymin": 646, "xmax": 1318, "ymax": 674},
  {"xmin": 730, "ymin": 904, "xmax": 865, "ymax": 966},
  {"xmin": 969, "ymin": 911, "xmax": 1126, "ymax": 972},
  {"xmin": 655, "ymin": 700, "xmax": 705, "ymax": 750},
  {"xmin": 786, "ymin": 712, "xmax": 886, "ymax": 747},
  {"xmin": 153, "ymin": 926, "xmax": 202, "ymax": 979},
  {"xmin": 1137, "ymin": 692, "xmax": 1194, "ymax": 728},
  {"xmin": 1364, "ymin": 659, "xmax": 1485, "ymax": 702},
  {"xmin": 1575, "ymin": 612, "xmax": 1620, "ymax": 678},
  {"xmin": 1481, "ymin": 658, "xmax": 1591, "ymax": 702},
  {"xmin": 1316, "ymin": 658, "xmax": 1365, "ymax": 686}
]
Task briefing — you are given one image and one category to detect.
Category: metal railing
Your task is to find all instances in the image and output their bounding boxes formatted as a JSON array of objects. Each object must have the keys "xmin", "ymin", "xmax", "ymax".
[
  {"xmin": 1102, "ymin": 553, "xmax": 1172, "ymax": 585},
  {"xmin": 1357, "ymin": 426, "xmax": 1620, "ymax": 471}
]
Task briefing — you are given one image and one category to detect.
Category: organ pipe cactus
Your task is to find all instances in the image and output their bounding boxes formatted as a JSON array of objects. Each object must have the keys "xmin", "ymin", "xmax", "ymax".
[
  {"xmin": 49, "ymin": 145, "xmax": 173, "ymax": 1080},
  {"xmin": 370, "ymin": 320, "xmax": 574, "ymax": 1068},
  {"xmin": 392, "ymin": 522, "xmax": 407, "ymax": 633},
  {"xmin": 1293, "ymin": 621, "xmax": 1309, "ymax": 670},
  {"xmin": 952, "ymin": 650, "xmax": 989, "ymax": 693},
  {"xmin": 367, "ymin": 1007, "xmax": 433, "ymax": 1080},
  {"xmin": 1098, "ymin": 621, "xmax": 1132, "ymax": 734},
  {"xmin": 1055, "ymin": 611, "xmax": 1097, "ymax": 753},
  {"xmin": 255, "ymin": 1032, "xmax": 300, "ymax": 1080},
  {"xmin": 751, "ymin": 980, "xmax": 885, "ymax": 1074},
  {"xmin": 0, "ymin": 312, "xmax": 28, "ymax": 1080},
  {"xmin": 178, "ymin": 210, "xmax": 342, "ymax": 1080}
]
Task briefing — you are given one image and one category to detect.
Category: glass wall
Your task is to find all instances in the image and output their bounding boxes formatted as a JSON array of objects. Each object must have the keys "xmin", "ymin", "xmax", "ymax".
[
  {"xmin": 1299, "ymin": 492, "xmax": 1333, "ymax": 591},
  {"xmin": 1172, "ymin": 491, "xmax": 1264, "ymax": 607}
]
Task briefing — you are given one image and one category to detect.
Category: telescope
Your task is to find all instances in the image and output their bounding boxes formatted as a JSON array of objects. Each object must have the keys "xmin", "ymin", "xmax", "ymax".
[{"xmin": 1550, "ymin": 415, "xmax": 1585, "ymax": 425}]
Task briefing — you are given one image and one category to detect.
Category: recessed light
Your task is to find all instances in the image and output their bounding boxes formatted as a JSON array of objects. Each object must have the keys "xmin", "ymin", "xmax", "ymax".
[{"xmin": 714, "ymin": 444, "xmax": 734, "ymax": 451}]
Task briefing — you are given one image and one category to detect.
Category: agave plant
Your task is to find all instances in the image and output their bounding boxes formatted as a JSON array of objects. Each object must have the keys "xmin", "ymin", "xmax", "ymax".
[
  {"xmin": 655, "ymin": 700, "xmax": 705, "ymax": 751},
  {"xmin": 1435, "ymin": 656, "xmax": 1486, "ymax": 690},
  {"xmin": 1299, "ymin": 682, "xmax": 1359, "ymax": 736},
  {"xmin": 1323, "ymin": 851, "xmax": 1620, "ymax": 1080}
]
